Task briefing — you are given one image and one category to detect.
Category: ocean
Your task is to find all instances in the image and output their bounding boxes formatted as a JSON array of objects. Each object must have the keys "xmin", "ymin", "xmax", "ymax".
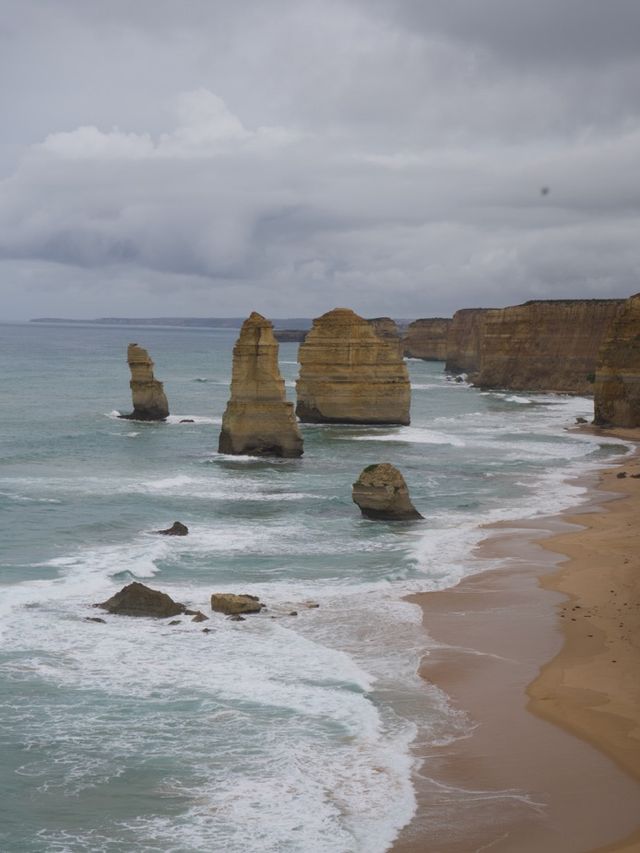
[{"xmin": 0, "ymin": 321, "xmax": 630, "ymax": 852}]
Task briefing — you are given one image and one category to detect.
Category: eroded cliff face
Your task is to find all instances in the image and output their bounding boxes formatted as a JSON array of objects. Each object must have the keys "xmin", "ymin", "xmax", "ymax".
[
  {"xmin": 445, "ymin": 309, "xmax": 490, "ymax": 375},
  {"xmin": 403, "ymin": 318, "xmax": 451, "ymax": 360},
  {"xmin": 475, "ymin": 299, "xmax": 624, "ymax": 394},
  {"xmin": 367, "ymin": 317, "xmax": 403, "ymax": 357},
  {"xmin": 218, "ymin": 312, "xmax": 303, "ymax": 457},
  {"xmin": 594, "ymin": 293, "xmax": 640, "ymax": 426},
  {"xmin": 296, "ymin": 308, "xmax": 410, "ymax": 424},
  {"xmin": 123, "ymin": 344, "xmax": 169, "ymax": 420}
]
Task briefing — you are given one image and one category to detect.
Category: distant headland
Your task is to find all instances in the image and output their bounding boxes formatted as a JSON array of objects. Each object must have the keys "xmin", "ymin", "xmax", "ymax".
[{"xmin": 30, "ymin": 316, "xmax": 314, "ymax": 329}]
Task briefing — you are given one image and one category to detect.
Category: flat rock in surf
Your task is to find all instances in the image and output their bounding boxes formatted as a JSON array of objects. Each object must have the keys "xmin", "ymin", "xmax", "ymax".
[
  {"xmin": 96, "ymin": 581, "xmax": 185, "ymax": 618},
  {"xmin": 211, "ymin": 593, "xmax": 265, "ymax": 615}
]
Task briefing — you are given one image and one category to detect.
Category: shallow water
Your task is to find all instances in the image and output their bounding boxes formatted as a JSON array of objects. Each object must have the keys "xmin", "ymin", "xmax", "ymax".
[{"xmin": 0, "ymin": 322, "xmax": 630, "ymax": 852}]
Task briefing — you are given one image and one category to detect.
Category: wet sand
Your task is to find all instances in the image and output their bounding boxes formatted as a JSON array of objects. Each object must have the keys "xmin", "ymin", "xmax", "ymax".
[{"xmin": 392, "ymin": 436, "xmax": 640, "ymax": 852}]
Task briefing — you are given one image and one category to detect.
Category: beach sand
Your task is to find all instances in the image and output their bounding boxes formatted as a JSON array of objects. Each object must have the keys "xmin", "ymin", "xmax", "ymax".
[{"xmin": 392, "ymin": 433, "xmax": 640, "ymax": 853}]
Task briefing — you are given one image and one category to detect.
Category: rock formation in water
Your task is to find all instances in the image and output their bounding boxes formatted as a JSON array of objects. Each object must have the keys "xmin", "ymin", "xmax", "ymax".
[
  {"xmin": 210, "ymin": 593, "xmax": 265, "ymax": 615},
  {"xmin": 296, "ymin": 308, "xmax": 411, "ymax": 424},
  {"xmin": 368, "ymin": 317, "xmax": 404, "ymax": 358},
  {"xmin": 445, "ymin": 309, "xmax": 491, "ymax": 376},
  {"xmin": 352, "ymin": 463, "xmax": 423, "ymax": 520},
  {"xmin": 96, "ymin": 582, "xmax": 185, "ymax": 618},
  {"xmin": 594, "ymin": 293, "xmax": 640, "ymax": 427},
  {"xmin": 122, "ymin": 344, "xmax": 169, "ymax": 421},
  {"xmin": 218, "ymin": 312, "xmax": 303, "ymax": 457},
  {"xmin": 474, "ymin": 299, "xmax": 624, "ymax": 394},
  {"xmin": 403, "ymin": 318, "xmax": 452, "ymax": 360},
  {"xmin": 155, "ymin": 521, "xmax": 189, "ymax": 536}
]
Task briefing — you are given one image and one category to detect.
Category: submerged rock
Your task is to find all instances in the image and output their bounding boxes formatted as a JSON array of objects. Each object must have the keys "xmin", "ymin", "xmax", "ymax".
[
  {"xmin": 210, "ymin": 593, "xmax": 264, "ymax": 615},
  {"xmin": 352, "ymin": 463, "xmax": 423, "ymax": 521},
  {"xmin": 191, "ymin": 611, "xmax": 209, "ymax": 623},
  {"xmin": 218, "ymin": 312, "xmax": 303, "ymax": 458},
  {"xmin": 96, "ymin": 582, "xmax": 185, "ymax": 618},
  {"xmin": 156, "ymin": 521, "xmax": 189, "ymax": 536},
  {"xmin": 121, "ymin": 344, "xmax": 169, "ymax": 421}
]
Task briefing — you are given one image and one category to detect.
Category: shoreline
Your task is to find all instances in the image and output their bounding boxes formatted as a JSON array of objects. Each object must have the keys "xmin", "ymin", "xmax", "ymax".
[{"xmin": 392, "ymin": 434, "xmax": 640, "ymax": 852}]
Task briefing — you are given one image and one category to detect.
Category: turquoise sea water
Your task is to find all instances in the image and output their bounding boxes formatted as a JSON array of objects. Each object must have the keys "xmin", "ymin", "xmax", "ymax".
[{"xmin": 0, "ymin": 322, "xmax": 630, "ymax": 852}]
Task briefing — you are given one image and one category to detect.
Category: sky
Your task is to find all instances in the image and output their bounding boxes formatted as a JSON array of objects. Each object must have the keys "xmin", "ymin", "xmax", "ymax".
[{"xmin": 1, "ymin": 0, "xmax": 639, "ymax": 321}]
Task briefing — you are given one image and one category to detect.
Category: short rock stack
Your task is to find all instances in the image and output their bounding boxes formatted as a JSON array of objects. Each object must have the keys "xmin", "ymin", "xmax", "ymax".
[{"xmin": 352, "ymin": 463, "xmax": 423, "ymax": 521}]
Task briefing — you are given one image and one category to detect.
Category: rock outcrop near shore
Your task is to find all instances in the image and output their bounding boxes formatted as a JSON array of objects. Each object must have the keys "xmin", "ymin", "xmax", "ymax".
[
  {"xmin": 403, "ymin": 318, "xmax": 451, "ymax": 360},
  {"xmin": 475, "ymin": 299, "xmax": 624, "ymax": 394},
  {"xmin": 352, "ymin": 463, "xmax": 423, "ymax": 520},
  {"xmin": 296, "ymin": 308, "xmax": 411, "ymax": 424},
  {"xmin": 97, "ymin": 582, "xmax": 185, "ymax": 617},
  {"xmin": 218, "ymin": 312, "xmax": 303, "ymax": 457},
  {"xmin": 122, "ymin": 344, "xmax": 169, "ymax": 421},
  {"xmin": 594, "ymin": 293, "xmax": 640, "ymax": 426},
  {"xmin": 445, "ymin": 308, "xmax": 490, "ymax": 376},
  {"xmin": 211, "ymin": 593, "xmax": 265, "ymax": 615}
]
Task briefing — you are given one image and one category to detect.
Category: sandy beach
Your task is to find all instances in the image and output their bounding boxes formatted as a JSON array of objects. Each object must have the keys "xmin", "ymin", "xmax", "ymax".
[{"xmin": 393, "ymin": 433, "xmax": 640, "ymax": 853}]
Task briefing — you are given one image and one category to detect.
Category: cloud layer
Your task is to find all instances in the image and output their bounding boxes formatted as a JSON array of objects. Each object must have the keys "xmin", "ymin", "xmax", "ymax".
[{"xmin": 1, "ymin": 0, "xmax": 639, "ymax": 319}]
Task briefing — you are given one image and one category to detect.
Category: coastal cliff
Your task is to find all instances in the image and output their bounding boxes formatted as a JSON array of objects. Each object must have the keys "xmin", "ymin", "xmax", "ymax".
[
  {"xmin": 218, "ymin": 312, "xmax": 303, "ymax": 457},
  {"xmin": 474, "ymin": 299, "xmax": 624, "ymax": 394},
  {"xmin": 445, "ymin": 309, "xmax": 490, "ymax": 375},
  {"xmin": 403, "ymin": 318, "xmax": 451, "ymax": 360},
  {"xmin": 367, "ymin": 317, "xmax": 403, "ymax": 358},
  {"xmin": 594, "ymin": 293, "xmax": 640, "ymax": 426},
  {"xmin": 296, "ymin": 308, "xmax": 411, "ymax": 424},
  {"xmin": 122, "ymin": 344, "xmax": 169, "ymax": 421}
]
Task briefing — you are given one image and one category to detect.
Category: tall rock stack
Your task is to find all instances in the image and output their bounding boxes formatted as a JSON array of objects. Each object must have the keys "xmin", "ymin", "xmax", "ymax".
[
  {"xmin": 445, "ymin": 308, "xmax": 490, "ymax": 376},
  {"xmin": 218, "ymin": 312, "xmax": 303, "ymax": 457},
  {"xmin": 474, "ymin": 299, "xmax": 624, "ymax": 394},
  {"xmin": 122, "ymin": 344, "xmax": 169, "ymax": 421},
  {"xmin": 296, "ymin": 308, "xmax": 411, "ymax": 425},
  {"xmin": 594, "ymin": 293, "xmax": 640, "ymax": 427},
  {"xmin": 367, "ymin": 317, "xmax": 403, "ymax": 358},
  {"xmin": 403, "ymin": 318, "xmax": 451, "ymax": 360}
]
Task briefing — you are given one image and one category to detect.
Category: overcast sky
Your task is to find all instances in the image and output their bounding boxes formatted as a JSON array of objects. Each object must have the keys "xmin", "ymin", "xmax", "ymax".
[{"xmin": 1, "ymin": 0, "xmax": 639, "ymax": 320}]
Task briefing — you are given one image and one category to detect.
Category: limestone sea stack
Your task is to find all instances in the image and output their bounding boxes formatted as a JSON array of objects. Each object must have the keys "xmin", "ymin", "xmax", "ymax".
[
  {"xmin": 122, "ymin": 344, "xmax": 169, "ymax": 421},
  {"xmin": 218, "ymin": 312, "xmax": 303, "ymax": 457},
  {"xmin": 403, "ymin": 318, "xmax": 452, "ymax": 360},
  {"xmin": 594, "ymin": 293, "xmax": 640, "ymax": 427},
  {"xmin": 445, "ymin": 308, "xmax": 491, "ymax": 376},
  {"xmin": 296, "ymin": 308, "xmax": 411, "ymax": 424},
  {"xmin": 352, "ymin": 463, "xmax": 423, "ymax": 520},
  {"xmin": 474, "ymin": 299, "xmax": 624, "ymax": 394}
]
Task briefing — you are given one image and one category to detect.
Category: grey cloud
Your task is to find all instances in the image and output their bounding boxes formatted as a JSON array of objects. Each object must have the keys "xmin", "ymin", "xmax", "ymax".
[{"xmin": 1, "ymin": 1, "xmax": 639, "ymax": 320}]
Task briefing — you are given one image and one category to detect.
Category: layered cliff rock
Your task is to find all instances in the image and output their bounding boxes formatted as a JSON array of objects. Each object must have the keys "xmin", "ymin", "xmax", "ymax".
[
  {"xmin": 594, "ymin": 293, "xmax": 640, "ymax": 426},
  {"xmin": 445, "ymin": 309, "xmax": 490, "ymax": 375},
  {"xmin": 352, "ymin": 463, "xmax": 423, "ymax": 520},
  {"xmin": 122, "ymin": 344, "xmax": 169, "ymax": 420},
  {"xmin": 474, "ymin": 299, "xmax": 624, "ymax": 394},
  {"xmin": 403, "ymin": 318, "xmax": 451, "ymax": 360},
  {"xmin": 296, "ymin": 308, "xmax": 410, "ymax": 424},
  {"xmin": 218, "ymin": 312, "xmax": 303, "ymax": 457}
]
